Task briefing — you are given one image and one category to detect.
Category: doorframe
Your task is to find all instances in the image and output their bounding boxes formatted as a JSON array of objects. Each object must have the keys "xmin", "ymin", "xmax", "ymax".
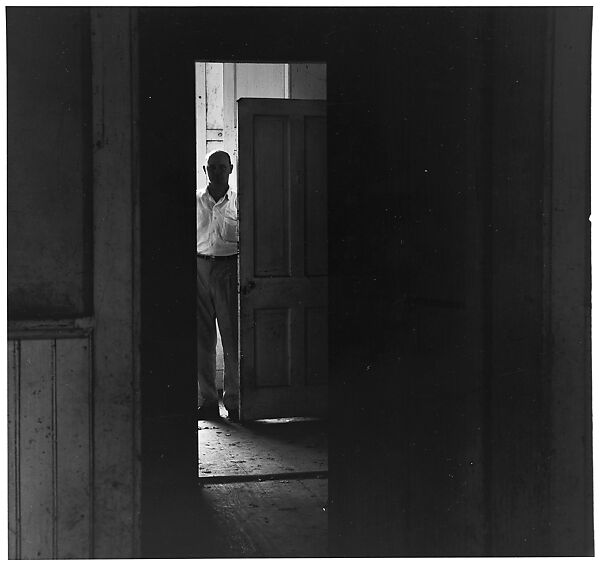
[
  {"xmin": 90, "ymin": 7, "xmax": 141, "ymax": 557},
  {"xmin": 546, "ymin": 7, "xmax": 592, "ymax": 551},
  {"xmin": 135, "ymin": 31, "xmax": 329, "ymax": 551}
]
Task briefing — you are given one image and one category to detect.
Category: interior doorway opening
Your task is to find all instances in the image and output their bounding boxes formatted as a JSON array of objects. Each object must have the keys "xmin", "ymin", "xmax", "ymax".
[
  {"xmin": 194, "ymin": 60, "xmax": 329, "ymax": 557},
  {"xmin": 195, "ymin": 61, "xmax": 327, "ymax": 417},
  {"xmin": 195, "ymin": 62, "xmax": 327, "ymax": 405}
]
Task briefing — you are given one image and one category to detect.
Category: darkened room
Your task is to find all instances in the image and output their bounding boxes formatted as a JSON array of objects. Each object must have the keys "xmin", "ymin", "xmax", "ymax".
[{"xmin": 7, "ymin": 6, "xmax": 592, "ymax": 558}]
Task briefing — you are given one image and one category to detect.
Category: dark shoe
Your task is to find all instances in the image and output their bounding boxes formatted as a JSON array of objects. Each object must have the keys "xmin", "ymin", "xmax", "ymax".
[
  {"xmin": 226, "ymin": 408, "xmax": 240, "ymax": 422},
  {"xmin": 198, "ymin": 403, "xmax": 220, "ymax": 421}
]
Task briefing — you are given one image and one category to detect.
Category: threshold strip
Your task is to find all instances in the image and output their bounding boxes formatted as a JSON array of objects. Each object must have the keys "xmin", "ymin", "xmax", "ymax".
[{"xmin": 198, "ymin": 469, "xmax": 328, "ymax": 485}]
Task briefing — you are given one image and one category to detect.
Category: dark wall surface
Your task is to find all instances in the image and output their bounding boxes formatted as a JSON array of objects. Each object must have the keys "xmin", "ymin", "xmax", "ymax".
[
  {"xmin": 7, "ymin": 7, "xmax": 92, "ymax": 319},
  {"xmin": 135, "ymin": 6, "xmax": 592, "ymax": 557},
  {"xmin": 5, "ymin": 5, "xmax": 591, "ymax": 559}
]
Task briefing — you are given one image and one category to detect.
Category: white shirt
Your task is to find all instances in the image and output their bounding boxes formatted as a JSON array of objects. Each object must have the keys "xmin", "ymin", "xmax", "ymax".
[{"xmin": 196, "ymin": 187, "xmax": 239, "ymax": 256}]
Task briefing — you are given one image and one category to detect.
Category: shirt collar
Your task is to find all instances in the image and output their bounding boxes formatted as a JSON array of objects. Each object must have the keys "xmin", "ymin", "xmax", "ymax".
[{"xmin": 201, "ymin": 186, "xmax": 233, "ymax": 205}]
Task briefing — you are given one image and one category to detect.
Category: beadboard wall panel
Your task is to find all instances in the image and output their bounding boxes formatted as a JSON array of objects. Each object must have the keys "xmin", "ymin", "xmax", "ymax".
[{"xmin": 8, "ymin": 336, "xmax": 93, "ymax": 559}]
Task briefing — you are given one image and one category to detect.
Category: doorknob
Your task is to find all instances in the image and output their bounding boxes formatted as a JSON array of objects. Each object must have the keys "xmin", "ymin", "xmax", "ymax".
[{"xmin": 241, "ymin": 280, "xmax": 256, "ymax": 295}]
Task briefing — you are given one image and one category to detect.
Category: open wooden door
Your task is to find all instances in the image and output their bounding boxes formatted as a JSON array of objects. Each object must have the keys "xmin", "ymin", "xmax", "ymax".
[{"xmin": 238, "ymin": 98, "xmax": 327, "ymax": 421}]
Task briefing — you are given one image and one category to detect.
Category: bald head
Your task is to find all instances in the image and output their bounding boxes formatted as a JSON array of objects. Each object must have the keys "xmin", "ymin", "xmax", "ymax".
[
  {"xmin": 204, "ymin": 150, "xmax": 232, "ymax": 167},
  {"xmin": 203, "ymin": 150, "xmax": 233, "ymax": 189}
]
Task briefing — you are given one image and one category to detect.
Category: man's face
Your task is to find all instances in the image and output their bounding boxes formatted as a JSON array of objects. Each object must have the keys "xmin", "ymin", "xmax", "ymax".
[{"xmin": 204, "ymin": 152, "xmax": 233, "ymax": 186}]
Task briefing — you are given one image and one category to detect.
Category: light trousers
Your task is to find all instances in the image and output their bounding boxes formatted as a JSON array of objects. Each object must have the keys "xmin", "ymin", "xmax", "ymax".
[{"xmin": 196, "ymin": 256, "xmax": 239, "ymax": 412}]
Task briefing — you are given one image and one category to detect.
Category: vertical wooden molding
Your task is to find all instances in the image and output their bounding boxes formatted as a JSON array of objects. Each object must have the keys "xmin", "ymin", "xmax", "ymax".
[
  {"xmin": 195, "ymin": 62, "xmax": 207, "ymax": 188},
  {"xmin": 223, "ymin": 62, "xmax": 237, "ymax": 191},
  {"xmin": 284, "ymin": 63, "xmax": 290, "ymax": 99},
  {"xmin": 7, "ymin": 340, "xmax": 21, "ymax": 558},
  {"xmin": 91, "ymin": 7, "xmax": 138, "ymax": 558},
  {"xmin": 53, "ymin": 337, "xmax": 93, "ymax": 558},
  {"xmin": 549, "ymin": 7, "xmax": 593, "ymax": 554},
  {"xmin": 129, "ymin": 7, "xmax": 142, "ymax": 559}
]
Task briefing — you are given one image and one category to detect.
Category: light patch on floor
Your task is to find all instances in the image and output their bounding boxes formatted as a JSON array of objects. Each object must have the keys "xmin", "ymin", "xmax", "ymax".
[{"xmin": 198, "ymin": 413, "xmax": 327, "ymax": 478}]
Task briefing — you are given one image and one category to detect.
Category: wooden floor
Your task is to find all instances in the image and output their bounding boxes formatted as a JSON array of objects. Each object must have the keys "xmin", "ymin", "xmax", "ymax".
[
  {"xmin": 197, "ymin": 405, "xmax": 328, "ymax": 557},
  {"xmin": 198, "ymin": 478, "xmax": 327, "ymax": 557}
]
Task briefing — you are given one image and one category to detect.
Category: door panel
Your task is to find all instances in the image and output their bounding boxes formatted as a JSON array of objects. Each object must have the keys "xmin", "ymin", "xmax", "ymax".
[
  {"xmin": 238, "ymin": 98, "xmax": 327, "ymax": 420},
  {"xmin": 254, "ymin": 116, "xmax": 290, "ymax": 275},
  {"xmin": 255, "ymin": 308, "xmax": 291, "ymax": 387}
]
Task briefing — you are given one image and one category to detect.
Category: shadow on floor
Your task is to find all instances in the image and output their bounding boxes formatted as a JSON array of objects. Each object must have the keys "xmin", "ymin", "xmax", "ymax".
[
  {"xmin": 197, "ymin": 477, "xmax": 328, "ymax": 557},
  {"xmin": 196, "ymin": 403, "xmax": 329, "ymax": 557}
]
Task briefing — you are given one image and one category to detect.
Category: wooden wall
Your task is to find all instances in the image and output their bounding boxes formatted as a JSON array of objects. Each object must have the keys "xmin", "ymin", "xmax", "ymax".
[
  {"xmin": 326, "ymin": 9, "xmax": 487, "ymax": 554},
  {"xmin": 7, "ymin": 7, "xmax": 140, "ymax": 558},
  {"xmin": 548, "ymin": 8, "xmax": 593, "ymax": 552},
  {"xmin": 487, "ymin": 10, "xmax": 551, "ymax": 552},
  {"xmin": 7, "ymin": 8, "xmax": 92, "ymax": 319},
  {"xmin": 8, "ymin": 336, "xmax": 92, "ymax": 558}
]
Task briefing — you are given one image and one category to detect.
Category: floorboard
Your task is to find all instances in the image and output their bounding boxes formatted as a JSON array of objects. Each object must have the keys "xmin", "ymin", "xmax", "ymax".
[
  {"xmin": 196, "ymin": 406, "xmax": 328, "ymax": 556},
  {"xmin": 198, "ymin": 411, "xmax": 327, "ymax": 478},
  {"xmin": 197, "ymin": 478, "xmax": 328, "ymax": 557}
]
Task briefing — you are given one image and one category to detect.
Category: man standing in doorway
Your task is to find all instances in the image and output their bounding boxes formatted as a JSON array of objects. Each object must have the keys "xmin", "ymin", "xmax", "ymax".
[{"xmin": 197, "ymin": 150, "xmax": 239, "ymax": 421}]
